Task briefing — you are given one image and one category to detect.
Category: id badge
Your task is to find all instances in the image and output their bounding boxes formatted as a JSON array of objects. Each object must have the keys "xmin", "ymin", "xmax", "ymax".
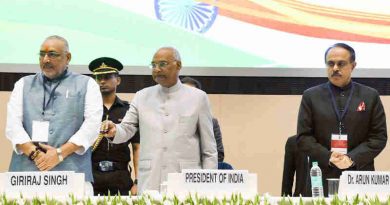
[
  {"xmin": 331, "ymin": 133, "xmax": 348, "ymax": 154},
  {"xmin": 32, "ymin": 121, "xmax": 49, "ymax": 142}
]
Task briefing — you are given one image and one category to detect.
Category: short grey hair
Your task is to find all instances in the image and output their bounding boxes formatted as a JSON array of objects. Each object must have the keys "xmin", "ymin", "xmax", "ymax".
[
  {"xmin": 44, "ymin": 35, "xmax": 69, "ymax": 52},
  {"xmin": 157, "ymin": 46, "xmax": 181, "ymax": 61}
]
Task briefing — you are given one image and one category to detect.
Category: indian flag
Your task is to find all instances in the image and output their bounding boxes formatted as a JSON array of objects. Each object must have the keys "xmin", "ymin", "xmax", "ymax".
[{"xmin": 99, "ymin": 0, "xmax": 390, "ymax": 69}]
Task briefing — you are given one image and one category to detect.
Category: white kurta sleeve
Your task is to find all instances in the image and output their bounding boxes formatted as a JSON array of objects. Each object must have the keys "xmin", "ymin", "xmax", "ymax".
[{"xmin": 6, "ymin": 78, "xmax": 31, "ymax": 154}]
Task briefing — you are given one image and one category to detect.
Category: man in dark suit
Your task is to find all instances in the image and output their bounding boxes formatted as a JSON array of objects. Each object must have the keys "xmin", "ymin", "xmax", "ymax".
[
  {"xmin": 281, "ymin": 135, "xmax": 310, "ymax": 197},
  {"xmin": 297, "ymin": 43, "xmax": 387, "ymax": 196}
]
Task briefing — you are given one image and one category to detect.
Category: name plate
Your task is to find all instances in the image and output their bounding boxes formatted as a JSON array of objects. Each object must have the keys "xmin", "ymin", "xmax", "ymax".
[
  {"xmin": 0, "ymin": 171, "xmax": 84, "ymax": 198},
  {"xmin": 338, "ymin": 171, "xmax": 390, "ymax": 198},
  {"xmin": 166, "ymin": 169, "xmax": 257, "ymax": 198}
]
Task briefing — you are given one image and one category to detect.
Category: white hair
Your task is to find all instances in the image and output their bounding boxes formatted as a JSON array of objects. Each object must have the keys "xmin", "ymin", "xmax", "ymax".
[
  {"xmin": 44, "ymin": 35, "xmax": 69, "ymax": 52},
  {"xmin": 157, "ymin": 46, "xmax": 181, "ymax": 61}
]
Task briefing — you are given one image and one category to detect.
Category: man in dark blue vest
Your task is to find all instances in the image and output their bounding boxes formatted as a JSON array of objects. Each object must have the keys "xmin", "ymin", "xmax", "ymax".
[
  {"xmin": 6, "ymin": 35, "xmax": 103, "ymax": 195},
  {"xmin": 89, "ymin": 57, "xmax": 140, "ymax": 196}
]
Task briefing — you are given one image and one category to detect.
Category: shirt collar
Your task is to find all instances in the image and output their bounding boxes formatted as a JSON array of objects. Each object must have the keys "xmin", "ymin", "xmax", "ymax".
[
  {"xmin": 104, "ymin": 96, "xmax": 127, "ymax": 113},
  {"xmin": 160, "ymin": 79, "xmax": 182, "ymax": 93},
  {"xmin": 329, "ymin": 81, "xmax": 353, "ymax": 92},
  {"xmin": 113, "ymin": 96, "xmax": 126, "ymax": 107}
]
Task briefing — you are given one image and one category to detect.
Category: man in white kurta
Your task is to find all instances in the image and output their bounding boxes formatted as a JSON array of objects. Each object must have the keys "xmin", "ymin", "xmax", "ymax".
[{"xmin": 106, "ymin": 47, "xmax": 217, "ymax": 194}]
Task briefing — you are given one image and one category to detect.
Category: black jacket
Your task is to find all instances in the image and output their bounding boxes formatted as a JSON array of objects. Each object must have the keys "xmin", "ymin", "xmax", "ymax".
[
  {"xmin": 281, "ymin": 135, "xmax": 310, "ymax": 197},
  {"xmin": 297, "ymin": 82, "xmax": 387, "ymax": 195}
]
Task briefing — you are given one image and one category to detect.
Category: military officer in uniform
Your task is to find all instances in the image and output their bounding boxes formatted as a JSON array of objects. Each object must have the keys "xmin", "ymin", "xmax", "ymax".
[{"xmin": 89, "ymin": 57, "xmax": 140, "ymax": 195}]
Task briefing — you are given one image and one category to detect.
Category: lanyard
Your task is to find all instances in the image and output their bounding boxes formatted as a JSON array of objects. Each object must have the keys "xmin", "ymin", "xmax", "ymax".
[
  {"xmin": 41, "ymin": 69, "xmax": 68, "ymax": 115},
  {"xmin": 327, "ymin": 82, "xmax": 354, "ymax": 135},
  {"xmin": 42, "ymin": 79, "xmax": 62, "ymax": 114}
]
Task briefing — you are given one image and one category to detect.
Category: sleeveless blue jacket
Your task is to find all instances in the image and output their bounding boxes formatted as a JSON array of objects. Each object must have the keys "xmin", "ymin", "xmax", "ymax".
[{"xmin": 9, "ymin": 70, "xmax": 93, "ymax": 182}]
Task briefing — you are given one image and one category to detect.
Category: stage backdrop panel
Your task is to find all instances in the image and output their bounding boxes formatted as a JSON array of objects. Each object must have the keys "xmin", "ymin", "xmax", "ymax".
[{"xmin": 1, "ymin": 0, "xmax": 390, "ymax": 77}]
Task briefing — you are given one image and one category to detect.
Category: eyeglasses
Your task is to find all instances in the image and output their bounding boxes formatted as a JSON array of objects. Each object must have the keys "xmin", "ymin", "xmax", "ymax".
[
  {"xmin": 38, "ymin": 51, "xmax": 63, "ymax": 59},
  {"xmin": 326, "ymin": 60, "xmax": 351, "ymax": 68},
  {"xmin": 149, "ymin": 60, "xmax": 176, "ymax": 69}
]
